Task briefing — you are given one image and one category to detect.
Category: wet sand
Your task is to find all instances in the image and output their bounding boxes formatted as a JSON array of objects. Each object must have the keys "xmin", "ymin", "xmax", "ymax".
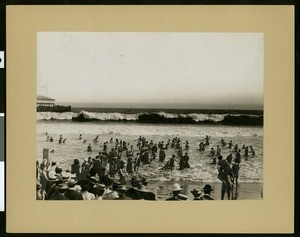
[{"xmin": 146, "ymin": 181, "xmax": 263, "ymax": 200}]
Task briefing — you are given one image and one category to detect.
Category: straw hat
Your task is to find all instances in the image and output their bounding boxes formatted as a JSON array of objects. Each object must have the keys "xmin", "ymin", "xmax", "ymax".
[
  {"xmin": 89, "ymin": 176, "xmax": 98, "ymax": 183},
  {"xmin": 48, "ymin": 176, "xmax": 59, "ymax": 182},
  {"xmin": 67, "ymin": 179, "xmax": 77, "ymax": 186},
  {"xmin": 56, "ymin": 183, "xmax": 69, "ymax": 190},
  {"xmin": 94, "ymin": 183, "xmax": 105, "ymax": 190},
  {"xmin": 171, "ymin": 183, "xmax": 182, "ymax": 192},
  {"xmin": 177, "ymin": 194, "xmax": 188, "ymax": 200},
  {"xmin": 191, "ymin": 188, "xmax": 201, "ymax": 195},
  {"xmin": 61, "ymin": 175, "xmax": 70, "ymax": 181},
  {"xmin": 134, "ymin": 185, "xmax": 150, "ymax": 193}
]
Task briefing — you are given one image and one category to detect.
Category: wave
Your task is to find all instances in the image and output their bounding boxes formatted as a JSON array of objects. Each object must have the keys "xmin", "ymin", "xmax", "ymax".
[{"xmin": 37, "ymin": 110, "xmax": 263, "ymax": 126}]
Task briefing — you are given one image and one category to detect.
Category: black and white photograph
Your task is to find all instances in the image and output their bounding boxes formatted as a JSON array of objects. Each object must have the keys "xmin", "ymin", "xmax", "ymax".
[{"xmin": 36, "ymin": 32, "xmax": 264, "ymax": 201}]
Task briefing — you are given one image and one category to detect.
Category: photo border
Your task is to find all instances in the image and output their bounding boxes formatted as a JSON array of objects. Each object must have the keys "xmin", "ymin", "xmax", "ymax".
[{"xmin": 6, "ymin": 5, "xmax": 294, "ymax": 233}]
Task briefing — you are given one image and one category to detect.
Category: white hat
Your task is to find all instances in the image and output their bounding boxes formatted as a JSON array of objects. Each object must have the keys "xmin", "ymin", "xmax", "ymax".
[{"xmin": 171, "ymin": 183, "xmax": 182, "ymax": 192}]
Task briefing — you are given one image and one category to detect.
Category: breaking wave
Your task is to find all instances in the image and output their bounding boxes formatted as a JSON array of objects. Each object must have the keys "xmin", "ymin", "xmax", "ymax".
[{"xmin": 37, "ymin": 110, "xmax": 263, "ymax": 126}]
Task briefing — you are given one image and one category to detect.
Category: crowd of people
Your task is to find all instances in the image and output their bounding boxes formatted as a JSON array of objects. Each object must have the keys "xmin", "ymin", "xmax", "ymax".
[{"xmin": 37, "ymin": 133, "xmax": 256, "ymax": 200}]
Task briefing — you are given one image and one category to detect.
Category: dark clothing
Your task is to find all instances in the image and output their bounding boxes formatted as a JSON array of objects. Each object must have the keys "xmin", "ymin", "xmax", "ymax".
[
  {"xmin": 179, "ymin": 158, "xmax": 185, "ymax": 170},
  {"xmin": 71, "ymin": 163, "xmax": 81, "ymax": 180},
  {"xmin": 50, "ymin": 193, "xmax": 69, "ymax": 200},
  {"xmin": 142, "ymin": 151, "xmax": 150, "ymax": 164},
  {"xmin": 126, "ymin": 158, "xmax": 133, "ymax": 174},
  {"xmin": 234, "ymin": 153, "xmax": 241, "ymax": 164},
  {"xmin": 202, "ymin": 194, "xmax": 214, "ymax": 200},
  {"xmin": 125, "ymin": 188, "xmax": 142, "ymax": 200},
  {"xmin": 232, "ymin": 163, "xmax": 240, "ymax": 178},
  {"xmin": 143, "ymin": 192, "xmax": 156, "ymax": 201},
  {"xmin": 65, "ymin": 189, "xmax": 84, "ymax": 200},
  {"xmin": 159, "ymin": 150, "xmax": 166, "ymax": 162},
  {"xmin": 218, "ymin": 160, "xmax": 232, "ymax": 176},
  {"xmin": 115, "ymin": 194, "xmax": 132, "ymax": 200}
]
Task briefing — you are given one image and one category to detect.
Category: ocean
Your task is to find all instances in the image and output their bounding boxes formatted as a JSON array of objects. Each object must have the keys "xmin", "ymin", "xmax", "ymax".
[{"xmin": 37, "ymin": 108, "xmax": 263, "ymax": 189}]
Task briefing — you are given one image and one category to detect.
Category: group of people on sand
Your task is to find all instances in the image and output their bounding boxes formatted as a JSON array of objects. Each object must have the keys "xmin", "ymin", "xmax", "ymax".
[{"xmin": 36, "ymin": 158, "xmax": 214, "ymax": 201}]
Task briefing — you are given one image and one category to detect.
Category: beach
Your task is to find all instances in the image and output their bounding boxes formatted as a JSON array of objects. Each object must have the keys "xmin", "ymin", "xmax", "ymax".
[{"xmin": 37, "ymin": 111, "xmax": 263, "ymax": 200}]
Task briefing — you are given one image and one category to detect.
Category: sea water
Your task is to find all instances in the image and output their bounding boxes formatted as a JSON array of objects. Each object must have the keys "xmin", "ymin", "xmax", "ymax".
[{"xmin": 37, "ymin": 120, "xmax": 263, "ymax": 184}]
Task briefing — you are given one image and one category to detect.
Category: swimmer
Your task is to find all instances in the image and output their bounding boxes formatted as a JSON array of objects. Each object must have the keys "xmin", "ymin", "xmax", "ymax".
[
  {"xmin": 209, "ymin": 147, "xmax": 215, "ymax": 157},
  {"xmin": 93, "ymin": 135, "xmax": 99, "ymax": 143},
  {"xmin": 216, "ymin": 145, "xmax": 221, "ymax": 156},
  {"xmin": 205, "ymin": 135, "xmax": 210, "ymax": 146},
  {"xmin": 220, "ymin": 139, "xmax": 226, "ymax": 147},
  {"xmin": 185, "ymin": 141, "xmax": 189, "ymax": 150},
  {"xmin": 233, "ymin": 144, "xmax": 238, "ymax": 152},
  {"xmin": 244, "ymin": 146, "xmax": 249, "ymax": 159},
  {"xmin": 87, "ymin": 143, "xmax": 92, "ymax": 152},
  {"xmin": 250, "ymin": 146, "xmax": 255, "ymax": 156}
]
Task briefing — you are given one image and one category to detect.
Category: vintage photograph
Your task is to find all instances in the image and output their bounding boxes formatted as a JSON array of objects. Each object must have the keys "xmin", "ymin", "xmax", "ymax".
[{"xmin": 36, "ymin": 32, "xmax": 263, "ymax": 201}]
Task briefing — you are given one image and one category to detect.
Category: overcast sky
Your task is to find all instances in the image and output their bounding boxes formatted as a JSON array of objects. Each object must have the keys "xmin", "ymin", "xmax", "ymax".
[{"xmin": 37, "ymin": 32, "xmax": 263, "ymax": 110}]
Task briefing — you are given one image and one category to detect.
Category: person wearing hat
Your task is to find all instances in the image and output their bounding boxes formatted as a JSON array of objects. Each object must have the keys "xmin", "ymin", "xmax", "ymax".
[
  {"xmin": 125, "ymin": 177, "xmax": 143, "ymax": 200},
  {"xmin": 115, "ymin": 185, "xmax": 131, "ymax": 200},
  {"xmin": 191, "ymin": 188, "xmax": 202, "ymax": 200},
  {"xmin": 102, "ymin": 187, "xmax": 119, "ymax": 200},
  {"xmin": 166, "ymin": 183, "xmax": 182, "ymax": 201},
  {"xmin": 44, "ymin": 176, "xmax": 61, "ymax": 200},
  {"xmin": 60, "ymin": 174, "xmax": 70, "ymax": 182},
  {"xmin": 50, "ymin": 183, "xmax": 70, "ymax": 200},
  {"xmin": 81, "ymin": 182, "xmax": 96, "ymax": 200},
  {"xmin": 138, "ymin": 177, "xmax": 156, "ymax": 201},
  {"xmin": 65, "ymin": 179, "xmax": 83, "ymax": 200},
  {"xmin": 202, "ymin": 184, "xmax": 214, "ymax": 200},
  {"xmin": 99, "ymin": 176, "xmax": 118, "ymax": 200},
  {"xmin": 134, "ymin": 184, "xmax": 153, "ymax": 200},
  {"xmin": 94, "ymin": 183, "xmax": 106, "ymax": 200}
]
